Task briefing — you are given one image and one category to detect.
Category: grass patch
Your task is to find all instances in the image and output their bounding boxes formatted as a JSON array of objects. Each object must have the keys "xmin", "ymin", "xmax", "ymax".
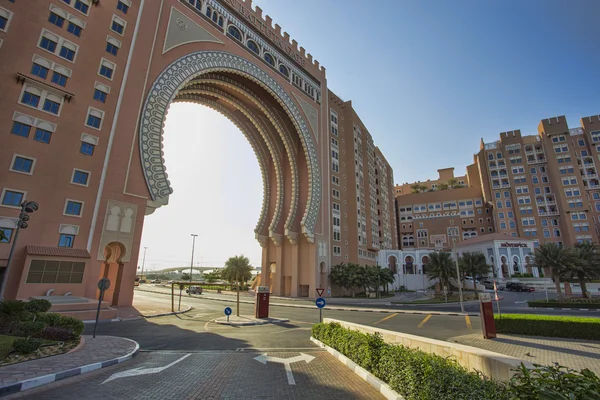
[{"xmin": 495, "ymin": 314, "xmax": 600, "ymax": 341}]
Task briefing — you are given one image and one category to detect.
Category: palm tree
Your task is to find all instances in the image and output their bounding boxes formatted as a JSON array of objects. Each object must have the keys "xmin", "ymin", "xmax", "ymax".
[
  {"xmin": 458, "ymin": 252, "xmax": 491, "ymax": 293},
  {"xmin": 222, "ymin": 255, "xmax": 254, "ymax": 316},
  {"xmin": 410, "ymin": 183, "xmax": 428, "ymax": 194},
  {"xmin": 346, "ymin": 263, "xmax": 365, "ymax": 297},
  {"xmin": 329, "ymin": 263, "xmax": 347, "ymax": 296},
  {"xmin": 437, "ymin": 183, "xmax": 449, "ymax": 191},
  {"xmin": 425, "ymin": 251, "xmax": 454, "ymax": 292},
  {"xmin": 379, "ymin": 267, "xmax": 395, "ymax": 294},
  {"xmin": 533, "ymin": 243, "xmax": 578, "ymax": 300},
  {"xmin": 571, "ymin": 242, "xmax": 600, "ymax": 298}
]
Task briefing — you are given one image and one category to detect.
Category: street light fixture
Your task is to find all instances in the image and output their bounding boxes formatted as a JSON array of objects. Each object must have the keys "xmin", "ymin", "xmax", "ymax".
[
  {"xmin": 140, "ymin": 247, "xmax": 147, "ymax": 283},
  {"xmin": 0, "ymin": 201, "xmax": 39, "ymax": 300},
  {"xmin": 452, "ymin": 238, "xmax": 465, "ymax": 313},
  {"xmin": 189, "ymin": 234, "xmax": 198, "ymax": 294}
]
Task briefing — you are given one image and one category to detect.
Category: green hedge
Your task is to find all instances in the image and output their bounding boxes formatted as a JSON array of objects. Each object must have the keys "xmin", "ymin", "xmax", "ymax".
[
  {"xmin": 312, "ymin": 323, "xmax": 510, "ymax": 400},
  {"xmin": 528, "ymin": 300, "xmax": 600, "ymax": 309},
  {"xmin": 494, "ymin": 314, "xmax": 600, "ymax": 341},
  {"xmin": 312, "ymin": 322, "xmax": 600, "ymax": 399}
]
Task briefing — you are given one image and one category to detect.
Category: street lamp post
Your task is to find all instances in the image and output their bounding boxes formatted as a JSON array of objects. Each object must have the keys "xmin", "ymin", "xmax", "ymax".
[
  {"xmin": 140, "ymin": 247, "xmax": 147, "ymax": 283},
  {"xmin": 452, "ymin": 238, "xmax": 465, "ymax": 313},
  {"xmin": 0, "ymin": 201, "xmax": 39, "ymax": 300},
  {"xmin": 189, "ymin": 234, "xmax": 198, "ymax": 294}
]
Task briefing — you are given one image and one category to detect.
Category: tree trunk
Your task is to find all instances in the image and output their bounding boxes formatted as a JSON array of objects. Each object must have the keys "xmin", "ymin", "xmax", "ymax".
[
  {"xmin": 473, "ymin": 279, "xmax": 477, "ymax": 294},
  {"xmin": 578, "ymin": 273, "xmax": 589, "ymax": 299},
  {"xmin": 553, "ymin": 273, "xmax": 563, "ymax": 300}
]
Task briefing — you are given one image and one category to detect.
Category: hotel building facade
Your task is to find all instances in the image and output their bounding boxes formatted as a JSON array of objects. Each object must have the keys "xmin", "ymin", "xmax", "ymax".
[
  {"xmin": 390, "ymin": 114, "xmax": 600, "ymax": 282},
  {"xmin": 0, "ymin": 0, "xmax": 396, "ymax": 303}
]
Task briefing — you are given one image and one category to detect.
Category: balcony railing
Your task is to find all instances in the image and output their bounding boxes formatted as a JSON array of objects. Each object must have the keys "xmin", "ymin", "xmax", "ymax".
[{"xmin": 538, "ymin": 211, "xmax": 560, "ymax": 216}]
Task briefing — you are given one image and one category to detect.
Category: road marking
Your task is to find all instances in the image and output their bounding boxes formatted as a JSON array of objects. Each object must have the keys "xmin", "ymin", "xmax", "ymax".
[
  {"xmin": 417, "ymin": 314, "xmax": 432, "ymax": 328},
  {"xmin": 271, "ymin": 327, "xmax": 312, "ymax": 334},
  {"xmin": 373, "ymin": 313, "xmax": 398, "ymax": 325},
  {"xmin": 102, "ymin": 354, "xmax": 191, "ymax": 384},
  {"xmin": 254, "ymin": 353, "xmax": 315, "ymax": 385},
  {"xmin": 465, "ymin": 315, "xmax": 472, "ymax": 329}
]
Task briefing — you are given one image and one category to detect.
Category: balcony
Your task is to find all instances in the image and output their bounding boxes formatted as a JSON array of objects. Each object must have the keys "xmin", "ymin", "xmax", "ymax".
[
  {"xmin": 527, "ymin": 157, "xmax": 547, "ymax": 165},
  {"xmin": 585, "ymin": 185, "xmax": 600, "ymax": 190},
  {"xmin": 500, "ymin": 183, "xmax": 511, "ymax": 188},
  {"xmin": 538, "ymin": 211, "xmax": 560, "ymax": 216},
  {"xmin": 584, "ymin": 173, "xmax": 599, "ymax": 180}
]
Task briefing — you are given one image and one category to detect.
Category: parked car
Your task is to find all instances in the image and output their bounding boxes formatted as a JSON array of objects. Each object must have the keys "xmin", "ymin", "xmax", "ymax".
[
  {"xmin": 150, "ymin": 279, "xmax": 161, "ymax": 284},
  {"xmin": 482, "ymin": 280, "xmax": 505, "ymax": 290},
  {"xmin": 506, "ymin": 282, "xmax": 535, "ymax": 292},
  {"xmin": 186, "ymin": 286, "xmax": 203, "ymax": 295},
  {"xmin": 167, "ymin": 280, "xmax": 174, "ymax": 284}
]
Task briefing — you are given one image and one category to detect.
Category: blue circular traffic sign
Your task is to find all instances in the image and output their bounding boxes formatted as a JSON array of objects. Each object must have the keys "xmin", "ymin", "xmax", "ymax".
[
  {"xmin": 315, "ymin": 297, "xmax": 326, "ymax": 308},
  {"xmin": 224, "ymin": 307, "xmax": 232, "ymax": 316}
]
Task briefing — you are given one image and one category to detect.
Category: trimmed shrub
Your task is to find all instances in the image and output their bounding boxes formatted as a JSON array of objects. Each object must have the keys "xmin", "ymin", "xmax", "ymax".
[
  {"xmin": 41, "ymin": 326, "xmax": 75, "ymax": 342},
  {"xmin": 494, "ymin": 314, "xmax": 600, "ymax": 341},
  {"xmin": 12, "ymin": 337, "xmax": 43, "ymax": 355},
  {"xmin": 24, "ymin": 299, "xmax": 52, "ymax": 314},
  {"xmin": 0, "ymin": 300, "xmax": 27, "ymax": 334},
  {"xmin": 528, "ymin": 300, "xmax": 600, "ymax": 309},
  {"xmin": 36, "ymin": 312, "xmax": 62, "ymax": 327},
  {"xmin": 312, "ymin": 323, "xmax": 510, "ymax": 400},
  {"xmin": 509, "ymin": 363, "xmax": 600, "ymax": 399},
  {"xmin": 16, "ymin": 320, "xmax": 47, "ymax": 338},
  {"xmin": 56, "ymin": 315, "xmax": 84, "ymax": 337}
]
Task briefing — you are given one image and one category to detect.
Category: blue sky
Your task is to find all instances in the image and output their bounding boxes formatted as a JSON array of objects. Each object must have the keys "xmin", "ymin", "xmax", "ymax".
[{"xmin": 138, "ymin": 0, "xmax": 600, "ymax": 270}]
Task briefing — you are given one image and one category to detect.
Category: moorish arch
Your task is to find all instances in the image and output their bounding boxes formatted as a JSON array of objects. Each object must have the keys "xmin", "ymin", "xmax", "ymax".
[
  {"xmin": 138, "ymin": 51, "xmax": 320, "ymax": 243},
  {"xmin": 137, "ymin": 51, "xmax": 322, "ymax": 297}
]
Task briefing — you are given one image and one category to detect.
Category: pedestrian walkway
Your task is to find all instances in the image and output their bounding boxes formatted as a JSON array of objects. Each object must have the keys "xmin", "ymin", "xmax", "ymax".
[
  {"xmin": 449, "ymin": 333, "xmax": 600, "ymax": 375},
  {"xmin": 0, "ymin": 336, "xmax": 138, "ymax": 397}
]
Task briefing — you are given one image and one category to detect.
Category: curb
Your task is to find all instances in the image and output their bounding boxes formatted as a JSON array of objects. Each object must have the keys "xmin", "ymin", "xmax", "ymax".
[
  {"xmin": 529, "ymin": 307, "xmax": 600, "ymax": 311},
  {"xmin": 136, "ymin": 289, "xmax": 479, "ymax": 317},
  {"xmin": 213, "ymin": 317, "xmax": 289, "ymax": 326},
  {"xmin": 0, "ymin": 337, "xmax": 140, "ymax": 397},
  {"xmin": 144, "ymin": 304, "xmax": 193, "ymax": 319},
  {"xmin": 310, "ymin": 337, "xmax": 404, "ymax": 400}
]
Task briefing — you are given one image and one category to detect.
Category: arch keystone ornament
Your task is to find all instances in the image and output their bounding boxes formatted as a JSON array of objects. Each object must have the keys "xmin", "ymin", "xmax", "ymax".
[{"xmin": 139, "ymin": 51, "xmax": 321, "ymax": 242}]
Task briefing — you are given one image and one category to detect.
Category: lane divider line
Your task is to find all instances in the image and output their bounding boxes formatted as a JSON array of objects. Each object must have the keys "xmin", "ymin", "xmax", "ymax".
[
  {"xmin": 417, "ymin": 314, "xmax": 432, "ymax": 328},
  {"xmin": 373, "ymin": 313, "xmax": 398, "ymax": 325}
]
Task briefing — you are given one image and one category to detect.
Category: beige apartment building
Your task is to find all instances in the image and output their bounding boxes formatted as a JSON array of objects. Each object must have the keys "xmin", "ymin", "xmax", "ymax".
[
  {"xmin": 395, "ymin": 114, "xmax": 600, "ymax": 253},
  {"xmin": 0, "ymin": 0, "xmax": 396, "ymax": 304}
]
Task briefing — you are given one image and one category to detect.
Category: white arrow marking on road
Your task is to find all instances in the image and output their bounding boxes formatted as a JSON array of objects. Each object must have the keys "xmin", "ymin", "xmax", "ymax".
[
  {"xmin": 102, "ymin": 353, "xmax": 191, "ymax": 384},
  {"xmin": 254, "ymin": 353, "xmax": 315, "ymax": 385}
]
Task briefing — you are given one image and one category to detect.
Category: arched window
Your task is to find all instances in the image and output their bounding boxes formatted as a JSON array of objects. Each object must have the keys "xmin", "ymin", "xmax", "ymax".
[
  {"xmin": 595, "ymin": 201, "xmax": 600, "ymax": 212},
  {"xmin": 212, "ymin": 11, "xmax": 218, "ymax": 23},
  {"xmin": 543, "ymin": 228, "xmax": 550, "ymax": 238},
  {"xmin": 264, "ymin": 53, "xmax": 275, "ymax": 66},
  {"xmin": 218, "ymin": 16, "xmax": 224, "ymax": 27},
  {"xmin": 228, "ymin": 25, "xmax": 242, "ymax": 41},
  {"xmin": 279, "ymin": 64, "xmax": 290, "ymax": 77},
  {"xmin": 554, "ymin": 228, "xmax": 561, "ymax": 237},
  {"xmin": 206, "ymin": 6, "xmax": 212, "ymax": 18},
  {"xmin": 247, "ymin": 40, "xmax": 259, "ymax": 54}
]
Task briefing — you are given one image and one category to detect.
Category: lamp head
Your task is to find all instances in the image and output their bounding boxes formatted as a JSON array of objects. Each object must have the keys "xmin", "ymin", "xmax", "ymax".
[{"xmin": 22, "ymin": 201, "xmax": 39, "ymax": 213}]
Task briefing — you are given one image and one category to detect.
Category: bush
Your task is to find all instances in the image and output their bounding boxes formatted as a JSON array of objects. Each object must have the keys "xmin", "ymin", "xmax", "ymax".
[
  {"xmin": 0, "ymin": 300, "xmax": 27, "ymax": 334},
  {"xmin": 312, "ymin": 323, "xmax": 510, "ymax": 400},
  {"xmin": 16, "ymin": 320, "xmax": 47, "ymax": 337},
  {"xmin": 56, "ymin": 315, "xmax": 84, "ymax": 337},
  {"xmin": 24, "ymin": 299, "xmax": 52, "ymax": 314},
  {"xmin": 495, "ymin": 314, "xmax": 600, "ymax": 341},
  {"xmin": 528, "ymin": 299, "xmax": 600, "ymax": 309},
  {"xmin": 509, "ymin": 363, "xmax": 600, "ymax": 399},
  {"xmin": 12, "ymin": 337, "xmax": 43, "ymax": 355},
  {"xmin": 41, "ymin": 326, "xmax": 75, "ymax": 342},
  {"xmin": 36, "ymin": 312, "xmax": 62, "ymax": 327}
]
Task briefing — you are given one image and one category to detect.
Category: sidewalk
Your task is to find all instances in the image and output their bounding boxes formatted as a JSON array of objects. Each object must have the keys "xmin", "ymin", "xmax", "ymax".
[
  {"xmin": 0, "ymin": 336, "xmax": 139, "ymax": 397},
  {"xmin": 449, "ymin": 333, "xmax": 600, "ymax": 375},
  {"xmin": 114, "ymin": 295, "xmax": 192, "ymax": 320}
]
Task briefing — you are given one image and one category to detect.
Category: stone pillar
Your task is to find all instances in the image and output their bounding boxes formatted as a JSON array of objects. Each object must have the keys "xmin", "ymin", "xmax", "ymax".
[
  {"xmin": 493, "ymin": 247, "xmax": 503, "ymax": 279},
  {"xmin": 290, "ymin": 241, "xmax": 299, "ymax": 297}
]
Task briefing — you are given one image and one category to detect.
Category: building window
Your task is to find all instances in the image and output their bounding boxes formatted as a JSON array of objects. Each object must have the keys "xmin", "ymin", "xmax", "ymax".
[
  {"xmin": 85, "ymin": 108, "xmax": 104, "ymax": 130},
  {"xmin": 64, "ymin": 200, "xmax": 83, "ymax": 216},
  {"xmin": 58, "ymin": 234, "xmax": 75, "ymax": 248},
  {"xmin": 80, "ymin": 142, "xmax": 95, "ymax": 155},
  {"xmin": 26, "ymin": 260, "xmax": 85, "ymax": 283},
  {"xmin": 31, "ymin": 63, "xmax": 49, "ymax": 79},
  {"xmin": 11, "ymin": 122, "xmax": 31, "ymax": 138},
  {"xmin": 106, "ymin": 42, "xmax": 118, "ymax": 56},
  {"xmin": 227, "ymin": 25, "xmax": 242, "ymax": 41},
  {"xmin": 34, "ymin": 128, "xmax": 52, "ymax": 144},
  {"xmin": 279, "ymin": 64, "xmax": 290, "ymax": 78},
  {"xmin": 111, "ymin": 16, "xmax": 125, "ymax": 35},
  {"xmin": 40, "ymin": 36, "xmax": 57, "ymax": 52},
  {"xmin": 99, "ymin": 59, "xmax": 115, "ymax": 80},
  {"xmin": 59, "ymin": 45, "xmax": 76, "ymax": 61},
  {"xmin": 10, "ymin": 155, "xmax": 35, "ymax": 174},
  {"xmin": 117, "ymin": 0, "xmax": 129, "ymax": 14},
  {"xmin": 93, "ymin": 88, "xmax": 107, "ymax": 103},
  {"xmin": 72, "ymin": 169, "xmax": 89, "ymax": 185},
  {"xmin": 51, "ymin": 71, "xmax": 68, "ymax": 87},
  {"xmin": 1, "ymin": 189, "xmax": 25, "ymax": 207},
  {"xmin": 43, "ymin": 98, "xmax": 61, "ymax": 115},
  {"xmin": 49, "ymin": 12, "xmax": 65, "ymax": 28},
  {"xmin": 74, "ymin": 0, "xmax": 89, "ymax": 14},
  {"xmin": 21, "ymin": 91, "xmax": 41, "ymax": 108},
  {"xmin": 0, "ymin": 228, "xmax": 13, "ymax": 243},
  {"xmin": 264, "ymin": 53, "xmax": 275, "ymax": 66},
  {"xmin": 67, "ymin": 22, "xmax": 82, "ymax": 37},
  {"xmin": 0, "ymin": 7, "xmax": 12, "ymax": 32},
  {"xmin": 247, "ymin": 40, "xmax": 259, "ymax": 54}
]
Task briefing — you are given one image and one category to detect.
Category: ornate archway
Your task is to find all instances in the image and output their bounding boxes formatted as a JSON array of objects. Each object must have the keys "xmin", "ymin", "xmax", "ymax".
[{"xmin": 138, "ymin": 51, "xmax": 320, "ymax": 243}]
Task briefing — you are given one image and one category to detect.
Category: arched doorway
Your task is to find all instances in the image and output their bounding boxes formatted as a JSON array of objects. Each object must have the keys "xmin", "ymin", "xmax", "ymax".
[
  {"xmin": 501, "ymin": 256, "xmax": 508, "ymax": 276},
  {"xmin": 101, "ymin": 241, "xmax": 126, "ymax": 306},
  {"xmin": 388, "ymin": 255, "xmax": 398, "ymax": 274},
  {"xmin": 404, "ymin": 255, "xmax": 414, "ymax": 274}
]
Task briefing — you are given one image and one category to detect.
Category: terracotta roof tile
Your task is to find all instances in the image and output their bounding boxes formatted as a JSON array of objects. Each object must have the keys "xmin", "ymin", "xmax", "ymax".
[{"xmin": 26, "ymin": 245, "xmax": 91, "ymax": 259}]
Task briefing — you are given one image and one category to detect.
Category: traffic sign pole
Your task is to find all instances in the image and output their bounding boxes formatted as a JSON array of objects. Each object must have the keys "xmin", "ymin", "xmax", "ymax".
[
  {"xmin": 93, "ymin": 278, "xmax": 111, "ymax": 339},
  {"xmin": 315, "ymin": 297, "xmax": 326, "ymax": 323},
  {"xmin": 224, "ymin": 307, "xmax": 232, "ymax": 323},
  {"xmin": 494, "ymin": 281, "xmax": 501, "ymax": 318},
  {"xmin": 319, "ymin": 308, "xmax": 322, "ymax": 323}
]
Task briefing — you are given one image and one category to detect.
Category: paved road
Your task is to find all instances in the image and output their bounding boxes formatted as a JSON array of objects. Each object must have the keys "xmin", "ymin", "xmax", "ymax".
[
  {"xmin": 139, "ymin": 284, "xmax": 600, "ymax": 317},
  {"xmin": 7, "ymin": 350, "xmax": 383, "ymax": 399}
]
